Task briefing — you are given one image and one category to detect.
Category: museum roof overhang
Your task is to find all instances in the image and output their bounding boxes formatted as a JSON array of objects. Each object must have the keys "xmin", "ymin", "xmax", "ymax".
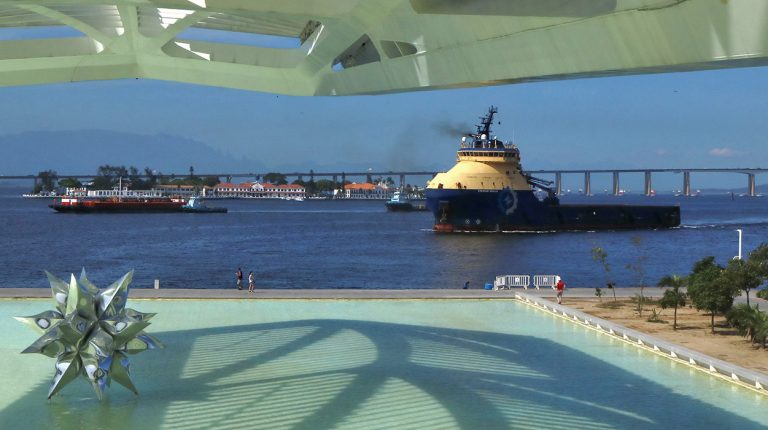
[{"xmin": 0, "ymin": 0, "xmax": 766, "ymax": 95}]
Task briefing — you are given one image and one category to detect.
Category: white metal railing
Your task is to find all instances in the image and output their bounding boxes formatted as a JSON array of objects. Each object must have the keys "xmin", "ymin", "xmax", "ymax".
[
  {"xmin": 87, "ymin": 189, "xmax": 164, "ymax": 198},
  {"xmin": 494, "ymin": 275, "xmax": 530, "ymax": 290},
  {"xmin": 533, "ymin": 275, "xmax": 560, "ymax": 290},
  {"xmin": 495, "ymin": 274, "xmax": 560, "ymax": 290}
]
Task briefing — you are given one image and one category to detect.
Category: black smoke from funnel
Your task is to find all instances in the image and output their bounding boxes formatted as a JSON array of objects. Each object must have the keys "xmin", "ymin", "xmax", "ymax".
[
  {"xmin": 433, "ymin": 121, "xmax": 472, "ymax": 138},
  {"xmin": 386, "ymin": 121, "xmax": 469, "ymax": 171},
  {"xmin": 387, "ymin": 127, "xmax": 421, "ymax": 171}
]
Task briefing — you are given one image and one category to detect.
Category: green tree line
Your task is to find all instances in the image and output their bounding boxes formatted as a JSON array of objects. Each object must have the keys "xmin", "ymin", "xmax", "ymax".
[
  {"xmin": 657, "ymin": 244, "xmax": 768, "ymax": 345},
  {"xmin": 37, "ymin": 167, "xmax": 419, "ymax": 196},
  {"xmin": 37, "ymin": 166, "xmax": 221, "ymax": 191}
]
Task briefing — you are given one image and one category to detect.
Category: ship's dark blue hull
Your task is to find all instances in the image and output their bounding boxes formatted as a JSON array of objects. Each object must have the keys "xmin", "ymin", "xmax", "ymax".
[{"xmin": 425, "ymin": 189, "xmax": 680, "ymax": 232}]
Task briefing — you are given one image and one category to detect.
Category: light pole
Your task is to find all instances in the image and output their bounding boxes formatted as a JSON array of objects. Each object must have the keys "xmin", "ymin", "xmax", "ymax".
[{"xmin": 735, "ymin": 229, "xmax": 743, "ymax": 260}]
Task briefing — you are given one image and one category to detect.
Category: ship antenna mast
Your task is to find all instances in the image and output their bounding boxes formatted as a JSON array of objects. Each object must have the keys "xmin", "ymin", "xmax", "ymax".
[{"xmin": 475, "ymin": 105, "xmax": 497, "ymax": 137}]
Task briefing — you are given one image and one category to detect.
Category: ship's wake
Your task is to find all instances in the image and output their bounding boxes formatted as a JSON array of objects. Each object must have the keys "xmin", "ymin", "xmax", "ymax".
[{"xmin": 681, "ymin": 220, "xmax": 768, "ymax": 229}]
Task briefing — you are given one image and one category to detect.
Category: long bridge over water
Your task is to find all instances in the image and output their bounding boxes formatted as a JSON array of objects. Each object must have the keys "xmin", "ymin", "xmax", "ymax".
[{"xmin": 2, "ymin": 168, "xmax": 767, "ymax": 197}]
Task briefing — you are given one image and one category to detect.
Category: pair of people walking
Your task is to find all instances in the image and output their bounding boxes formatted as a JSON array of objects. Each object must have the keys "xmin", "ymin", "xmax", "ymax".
[{"xmin": 236, "ymin": 267, "xmax": 257, "ymax": 292}]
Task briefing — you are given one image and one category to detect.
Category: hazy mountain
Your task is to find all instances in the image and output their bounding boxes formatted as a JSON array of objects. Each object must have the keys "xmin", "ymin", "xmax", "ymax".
[{"xmin": 0, "ymin": 130, "xmax": 262, "ymax": 176}]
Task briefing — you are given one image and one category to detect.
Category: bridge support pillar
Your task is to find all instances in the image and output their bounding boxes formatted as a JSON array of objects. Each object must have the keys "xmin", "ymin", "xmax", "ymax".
[
  {"xmin": 748, "ymin": 173, "xmax": 756, "ymax": 197},
  {"xmin": 400, "ymin": 174, "xmax": 406, "ymax": 189},
  {"xmin": 584, "ymin": 172, "xmax": 591, "ymax": 196},
  {"xmin": 683, "ymin": 171, "xmax": 691, "ymax": 196},
  {"xmin": 555, "ymin": 172, "xmax": 562, "ymax": 195},
  {"xmin": 612, "ymin": 171, "xmax": 620, "ymax": 196},
  {"xmin": 644, "ymin": 171, "xmax": 653, "ymax": 196}
]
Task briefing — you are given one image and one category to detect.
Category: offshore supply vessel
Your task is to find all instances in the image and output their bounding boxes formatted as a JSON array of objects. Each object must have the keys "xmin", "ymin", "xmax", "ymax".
[{"xmin": 425, "ymin": 107, "xmax": 680, "ymax": 232}]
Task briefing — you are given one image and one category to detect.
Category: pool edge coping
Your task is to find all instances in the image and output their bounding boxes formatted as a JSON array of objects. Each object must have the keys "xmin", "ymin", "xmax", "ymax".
[{"xmin": 514, "ymin": 291, "xmax": 768, "ymax": 396}]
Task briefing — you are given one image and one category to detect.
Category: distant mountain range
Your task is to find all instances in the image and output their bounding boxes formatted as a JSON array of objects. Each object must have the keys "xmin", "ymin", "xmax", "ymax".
[{"xmin": 0, "ymin": 129, "xmax": 262, "ymax": 176}]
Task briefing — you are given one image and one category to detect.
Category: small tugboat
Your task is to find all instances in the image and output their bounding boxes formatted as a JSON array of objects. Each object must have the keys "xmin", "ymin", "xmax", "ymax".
[
  {"xmin": 181, "ymin": 196, "xmax": 227, "ymax": 213},
  {"xmin": 386, "ymin": 191, "xmax": 428, "ymax": 212},
  {"xmin": 425, "ymin": 107, "xmax": 681, "ymax": 232}
]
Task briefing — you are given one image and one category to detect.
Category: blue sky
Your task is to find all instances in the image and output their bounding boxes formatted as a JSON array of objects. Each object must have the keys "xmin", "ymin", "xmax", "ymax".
[{"xmin": 0, "ymin": 64, "xmax": 767, "ymax": 191}]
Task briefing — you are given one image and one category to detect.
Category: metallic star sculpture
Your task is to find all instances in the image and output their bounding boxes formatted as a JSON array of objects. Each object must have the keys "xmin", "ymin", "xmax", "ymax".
[{"xmin": 16, "ymin": 269, "xmax": 163, "ymax": 399}]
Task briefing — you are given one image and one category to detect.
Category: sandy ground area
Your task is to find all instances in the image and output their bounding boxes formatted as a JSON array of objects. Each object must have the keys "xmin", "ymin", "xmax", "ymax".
[{"xmin": 565, "ymin": 297, "xmax": 768, "ymax": 374}]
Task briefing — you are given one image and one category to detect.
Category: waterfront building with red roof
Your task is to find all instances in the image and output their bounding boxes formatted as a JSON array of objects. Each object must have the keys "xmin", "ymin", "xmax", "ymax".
[
  {"xmin": 213, "ymin": 182, "xmax": 305, "ymax": 199},
  {"xmin": 343, "ymin": 182, "xmax": 394, "ymax": 199}
]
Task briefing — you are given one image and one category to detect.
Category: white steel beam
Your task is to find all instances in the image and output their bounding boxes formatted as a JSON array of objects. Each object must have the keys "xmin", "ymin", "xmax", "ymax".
[{"xmin": 0, "ymin": 0, "xmax": 764, "ymax": 95}]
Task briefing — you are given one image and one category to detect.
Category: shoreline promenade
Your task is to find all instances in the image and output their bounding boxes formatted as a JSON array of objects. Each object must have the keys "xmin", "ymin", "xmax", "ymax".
[
  {"xmin": 0, "ymin": 286, "xmax": 661, "ymax": 300},
  {"xmin": 0, "ymin": 287, "xmax": 763, "ymax": 303}
]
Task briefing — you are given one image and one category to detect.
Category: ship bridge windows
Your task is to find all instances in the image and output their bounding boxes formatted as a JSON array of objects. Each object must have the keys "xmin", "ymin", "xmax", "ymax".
[
  {"xmin": 458, "ymin": 150, "xmax": 511, "ymax": 158},
  {"xmin": 458, "ymin": 149, "xmax": 521, "ymax": 158},
  {"xmin": 468, "ymin": 138, "xmax": 506, "ymax": 149}
]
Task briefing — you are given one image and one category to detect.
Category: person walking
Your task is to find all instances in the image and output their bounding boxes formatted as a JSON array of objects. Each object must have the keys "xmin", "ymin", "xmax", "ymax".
[
  {"xmin": 556, "ymin": 278, "xmax": 565, "ymax": 304},
  {"xmin": 248, "ymin": 271, "xmax": 255, "ymax": 292},
  {"xmin": 236, "ymin": 267, "xmax": 243, "ymax": 290}
]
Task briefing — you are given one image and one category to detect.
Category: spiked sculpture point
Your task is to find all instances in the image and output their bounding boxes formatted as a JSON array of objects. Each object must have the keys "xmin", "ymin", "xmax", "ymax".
[{"xmin": 16, "ymin": 270, "xmax": 163, "ymax": 399}]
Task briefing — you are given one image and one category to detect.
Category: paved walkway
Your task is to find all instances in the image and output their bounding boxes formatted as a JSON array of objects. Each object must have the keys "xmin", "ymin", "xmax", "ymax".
[
  {"xmin": 1, "ymin": 287, "xmax": 764, "ymax": 305},
  {"xmin": 0, "ymin": 288, "xmax": 512, "ymax": 300}
]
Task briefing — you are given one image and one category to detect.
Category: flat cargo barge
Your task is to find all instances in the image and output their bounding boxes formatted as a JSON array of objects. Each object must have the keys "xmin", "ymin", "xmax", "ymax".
[{"xmin": 49, "ymin": 197, "xmax": 185, "ymax": 213}]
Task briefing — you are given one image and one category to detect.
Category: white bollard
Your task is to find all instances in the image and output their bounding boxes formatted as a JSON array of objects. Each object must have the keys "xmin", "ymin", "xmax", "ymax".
[{"xmin": 154, "ymin": 279, "xmax": 160, "ymax": 289}]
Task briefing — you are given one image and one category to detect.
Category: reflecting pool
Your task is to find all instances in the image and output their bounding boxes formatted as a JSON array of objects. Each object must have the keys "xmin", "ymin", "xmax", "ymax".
[{"xmin": 1, "ymin": 299, "xmax": 765, "ymax": 429}]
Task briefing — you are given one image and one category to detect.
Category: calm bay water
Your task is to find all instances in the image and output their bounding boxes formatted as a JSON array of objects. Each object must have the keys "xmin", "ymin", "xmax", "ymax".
[{"xmin": 0, "ymin": 186, "xmax": 766, "ymax": 290}]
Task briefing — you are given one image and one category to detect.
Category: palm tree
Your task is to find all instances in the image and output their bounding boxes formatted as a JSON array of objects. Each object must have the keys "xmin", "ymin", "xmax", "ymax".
[
  {"xmin": 658, "ymin": 274, "xmax": 687, "ymax": 330},
  {"xmin": 726, "ymin": 304, "xmax": 759, "ymax": 343},
  {"xmin": 727, "ymin": 304, "xmax": 768, "ymax": 348},
  {"xmin": 754, "ymin": 312, "xmax": 768, "ymax": 349}
]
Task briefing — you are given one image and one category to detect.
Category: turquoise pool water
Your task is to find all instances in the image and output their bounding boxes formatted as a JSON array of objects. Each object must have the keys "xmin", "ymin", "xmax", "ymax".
[{"xmin": 1, "ymin": 299, "xmax": 765, "ymax": 429}]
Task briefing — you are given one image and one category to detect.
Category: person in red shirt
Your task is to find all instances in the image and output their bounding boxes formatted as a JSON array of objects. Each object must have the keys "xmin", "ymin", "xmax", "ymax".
[{"xmin": 556, "ymin": 278, "xmax": 565, "ymax": 304}]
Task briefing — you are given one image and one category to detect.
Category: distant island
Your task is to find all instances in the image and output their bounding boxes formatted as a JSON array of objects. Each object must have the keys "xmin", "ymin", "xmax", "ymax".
[
  {"xmin": 22, "ymin": 165, "xmax": 763, "ymax": 199},
  {"xmin": 26, "ymin": 165, "xmax": 426, "ymax": 200}
]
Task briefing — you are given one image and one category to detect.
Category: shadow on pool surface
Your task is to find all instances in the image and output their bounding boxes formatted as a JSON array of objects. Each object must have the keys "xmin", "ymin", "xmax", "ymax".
[{"xmin": 2, "ymin": 319, "xmax": 764, "ymax": 429}]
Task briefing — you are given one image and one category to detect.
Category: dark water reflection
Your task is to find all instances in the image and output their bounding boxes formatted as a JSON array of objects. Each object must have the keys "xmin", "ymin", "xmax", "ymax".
[{"xmin": 0, "ymin": 188, "xmax": 766, "ymax": 290}]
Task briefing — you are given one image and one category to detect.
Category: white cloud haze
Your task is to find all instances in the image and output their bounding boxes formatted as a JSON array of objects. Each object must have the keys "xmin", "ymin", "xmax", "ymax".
[{"xmin": 709, "ymin": 147, "xmax": 736, "ymax": 157}]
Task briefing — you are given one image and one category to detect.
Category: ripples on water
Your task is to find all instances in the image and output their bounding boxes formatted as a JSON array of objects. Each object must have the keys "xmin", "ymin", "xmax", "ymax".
[{"xmin": 0, "ymin": 188, "xmax": 766, "ymax": 290}]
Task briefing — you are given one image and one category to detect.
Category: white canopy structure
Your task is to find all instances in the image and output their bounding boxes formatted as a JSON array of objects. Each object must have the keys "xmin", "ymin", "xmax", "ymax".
[{"xmin": 0, "ymin": 0, "xmax": 766, "ymax": 95}]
